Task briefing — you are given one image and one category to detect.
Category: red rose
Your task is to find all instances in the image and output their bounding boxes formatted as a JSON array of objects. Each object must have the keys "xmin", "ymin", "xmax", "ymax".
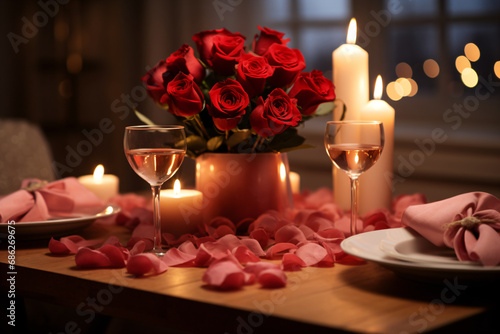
[
  {"xmin": 166, "ymin": 44, "xmax": 205, "ymax": 84},
  {"xmin": 141, "ymin": 60, "xmax": 168, "ymax": 106},
  {"xmin": 250, "ymin": 88, "xmax": 301, "ymax": 137},
  {"xmin": 236, "ymin": 53, "xmax": 274, "ymax": 98},
  {"xmin": 265, "ymin": 44, "xmax": 306, "ymax": 88},
  {"xmin": 192, "ymin": 28, "xmax": 245, "ymax": 75},
  {"xmin": 252, "ymin": 26, "xmax": 290, "ymax": 56},
  {"xmin": 208, "ymin": 79, "xmax": 250, "ymax": 131},
  {"xmin": 288, "ymin": 70, "xmax": 336, "ymax": 115},
  {"xmin": 161, "ymin": 72, "xmax": 204, "ymax": 117}
]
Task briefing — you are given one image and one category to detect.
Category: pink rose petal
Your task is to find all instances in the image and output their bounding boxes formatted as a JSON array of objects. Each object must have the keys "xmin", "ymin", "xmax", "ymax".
[
  {"xmin": 295, "ymin": 243, "xmax": 332, "ymax": 267},
  {"xmin": 163, "ymin": 247, "xmax": 196, "ymax": 267},
  {"xmin": 265, "ymin": 242, "xmax": 298, "ymax": 259},
  {"xmin": 98, "ymin": 245, "xmax": 129, "ymax": 267},
  {"xmin": 240, "ymin": 237, "xmax": 266, "ymax": 257},
  {"xmin": 244, "ymin": 261, "xmax": 280, "ymax": 276},
  {"xmin": 281, "ymin": 253, "xmax": 306, "ymax": 271},
  {"xmin": 48, "ymin": 235, "xmax": 103, "ymax": 255},
  {"xmin": 233, "ymin": 245, "xmax": 260, "ymax": 264},
  {"xmin": 178, "ymin": 240, "xmax": 198, "ymax": 255},
  {"xmin": 129, "ymin": 240, "xmax": 146, "ymax": 255},
  {"xmin": 194, "ymin": 242, "xmax": 230, "ymax": 267},
  {"xmin": 249, "ymin": 228, "xmax": 270, "ymax": 249},
  {"xmin": 258, "ymin": 268, "xmax": 287, "ymax": 288},
  {"xmin": 275, "ymin": 225, "xmax": 307, "ymax": 245},
  {"xmin": 127, "ymin": 253, "xmax": 168, "ymax": 276},
  {"xmin": 202, "ymin": 260, "xmax": 248, "ymax": 290},
  {"xmin": 217, "ymin": 234, "xmax": 243, "ymax": 250},
  {"xmin": 75, "ymin": 248, "xmax": 113, "ymax": 268}
]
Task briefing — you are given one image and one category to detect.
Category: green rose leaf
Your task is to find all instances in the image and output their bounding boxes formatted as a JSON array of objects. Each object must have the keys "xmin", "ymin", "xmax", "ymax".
[
  {"xmin": 185, "ymin": 135, "xmax": 207, "ymax": 153},
  {"xmin": 207, "ymin": 136, "xmax": 224, "ymax": 151},
  {"xmin": 268, "ymin": 127, "xmax": 306, "ymax": 152},
  {"xmin": 227, "ymin": 130, "xmax": 252, "ymax": 148},
  {"xmin": 314, "ymin": 101, "xmax": 335, "ymax": 116},
  {"xmin": 134, "ymin": 109, "xmax": 156, "ymax": 125}
]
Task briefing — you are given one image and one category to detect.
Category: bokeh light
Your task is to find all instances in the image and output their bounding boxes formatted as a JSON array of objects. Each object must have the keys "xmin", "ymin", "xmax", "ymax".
[
  {"xmin": 455, "ymin": 55, "xmax": 471, "ymax": 73},
  {"xmin": 387, "ymin": 81, "xmax": 403, "ymax": 101},
  {"xmin": 464, "ymin": 43, "xmax": 480, "ymax": 62},
  {"xmin": 407, "ymin": 78, "xmax": 418, "ymax": 97},
  {"xmin": 494, "ymin": 61, "xmax": 500, "ymax": 79},
  {"xmin": 395, "ymin": 62, "xmax": 413, "ymax": 78},
  {"xmin": 423, "ymin": 59, "xmax": 440, "ymax": 78},
  {"xmin": 461, "ymin": 67, "xmax": 478, "ymax": 87},
  {"xmin": 396, "ymin": 77, "xmax": 412, "ymax": 96}
]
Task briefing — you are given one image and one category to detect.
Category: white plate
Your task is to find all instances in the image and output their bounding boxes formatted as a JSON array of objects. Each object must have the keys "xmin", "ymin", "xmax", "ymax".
[
  {"xmin": 341, "ymin": 227, "xmax": 500, "ymax": 281},
  {"xmin": 0, "ymin": 205, "xmax": 120, "ymax": 240}
]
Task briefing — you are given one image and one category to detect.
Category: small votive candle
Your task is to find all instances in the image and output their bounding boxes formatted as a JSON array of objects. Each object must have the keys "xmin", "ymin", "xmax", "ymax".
[
  {"xmin": 77, "ymin": 164, "xmax": 119, "ymax": 201},
  {"xmin": 160, "ymin": 179, "xmax": 203, "ymax": 237}
]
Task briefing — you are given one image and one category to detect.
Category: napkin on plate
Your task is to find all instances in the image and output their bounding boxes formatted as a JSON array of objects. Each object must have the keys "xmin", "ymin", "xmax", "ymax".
[
  {"xmin": 0, "ymin": 177, "xmax": 104, "ymax": 223},
  {"xmin": 402, "ymin": 192, "xmax": 500, "ymax": 266}
]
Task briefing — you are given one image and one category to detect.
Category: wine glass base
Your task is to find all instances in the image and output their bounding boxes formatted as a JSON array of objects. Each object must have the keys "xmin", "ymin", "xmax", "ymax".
[{"xmin": 150, "ymin": 249, "xmax": 166, "ymax": 257}]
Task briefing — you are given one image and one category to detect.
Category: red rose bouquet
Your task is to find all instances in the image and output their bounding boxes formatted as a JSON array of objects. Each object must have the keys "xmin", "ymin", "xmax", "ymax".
[{"xmin": 140, "ymin": 26, "xmax": 336, "ymax": 158}]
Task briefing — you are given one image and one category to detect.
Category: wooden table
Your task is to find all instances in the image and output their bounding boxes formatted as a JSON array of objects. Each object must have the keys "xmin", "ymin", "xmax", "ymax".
[{"xmin": 1, "ymin": 221, "xmax": 499, "ymax": 334}]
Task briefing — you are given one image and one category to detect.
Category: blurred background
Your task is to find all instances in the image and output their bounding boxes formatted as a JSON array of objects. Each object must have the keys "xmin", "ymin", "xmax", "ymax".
[{"xmin": 1, "ymin": 0, "xmax": 499, "ymax": 201}]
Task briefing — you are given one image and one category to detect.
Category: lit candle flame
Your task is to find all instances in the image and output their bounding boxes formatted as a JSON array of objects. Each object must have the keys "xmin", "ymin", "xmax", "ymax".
[
  {"xmin": 173, "ymin": 179, "xmax": 181, "ymax": 196},
  {"xmin": 374, "ymin": 75, "xmax": 383, "ymax": 100},
  {"xmin": 354, "ymin": 153, "xmax": 359, "ymax": 164},
  {"xmin": 347, "ymin": 18, "xmax": 357, "ymax": 44},
  {"xmin": 280, "ymin": 163, "xmax": 286, "ymax": 182},
  {"xmin": 93, "ymin": 164, "xmax": 104, "ymax": 182}
]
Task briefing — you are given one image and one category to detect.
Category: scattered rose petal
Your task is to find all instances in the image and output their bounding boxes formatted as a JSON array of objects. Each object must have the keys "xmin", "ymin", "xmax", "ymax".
[
  {"xmin": 75, "ymin": 248, "xmax": 114, "ymax": 268},
  {"xmin": 281, "ymin": 253, "xmax": 307, "ymax": 271},
  {"xmin": 244, "ymin": 261, "xmax": 280, "ymax": 276},
  {"xmin": 48, "ymin": 235, "xmax": 102, "ymax": 255},
  {"xmin": 295, "ymin": 243, "xmax": 333, "ymax": 267},
  {"xmin": 129, "ymin": 240, "xmax": 146, "ymax": 256},
  {"xmin": 202, "ymin": 259, "xmax": 249, "ymax": 290},
  {"xmin": 249, "ymin": 228, "xmax": 270, "ymax": 249},
  {"xmin": 275, "ymin": 225, "xmax": 307, "ymax": 245},
  {"xmin": 194, "ymin": 242, "xmax": 230, "ymax": 267},
  {"xmin": 265, "ymin": 243, "xmax": 298, "ymax": 259},
  {"xmin": 163, "ymin": 247, "xmax": 196, "ymax": 267},
  {"xmin": 127, "ymin": 253, "xmax": 168, "ymax": 276},
  {"xmin": 258, "ymin": 268, "xmax": 287, "ymax": 288},
  {"xmin": 240, "ymin": 238, "xmax": 266, "ymax": 257},
  {"xmin": 233, "ymin": 245, "xmax": 260, "ymax": 264},
  {"xmin": 178, "ymin": 240, "xmax": 198, "ymax": 256},
  {"xmin": 217, "ymin": 234, "xmax": 243, "ymax": 250}
]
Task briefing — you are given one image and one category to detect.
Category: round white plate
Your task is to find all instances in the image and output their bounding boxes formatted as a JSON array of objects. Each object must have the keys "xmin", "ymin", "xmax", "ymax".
[
  {"xmin": 0, "ymin": 205, "xmax": 120, "ymax": 240},
  {"xmin": 341, "ymin": 227, "xmax": 500, "ymax": 281}
]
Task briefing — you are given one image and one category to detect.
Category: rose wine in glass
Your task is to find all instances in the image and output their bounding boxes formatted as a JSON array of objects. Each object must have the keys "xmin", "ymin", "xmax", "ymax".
[
  {"xmin": 124, "ymin": 125, "xmax": 186, "ymax": 256},
  {"xmin": 325, "ymin": 121, "xmax": 384, "ymax": 236}
]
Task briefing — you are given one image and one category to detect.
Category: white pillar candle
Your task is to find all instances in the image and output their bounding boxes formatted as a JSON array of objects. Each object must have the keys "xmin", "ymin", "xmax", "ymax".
[
  {"xmin": 289, "ymin": 171, "xmax": 301, "ymax": 194},
  {"xmin": 359, "ymin": 76, "xmax": 395, "ymax": 215},
  {"xmin": 160, "ymin": 179, "xmax": 203, "ymax": 237},
  {"xmin": 332, "ymin": 18, "xmax": 369, "ymax": 211},
  {"xmin": 78, "ymin": 164, "xmax": 119, "ymax": 202}
]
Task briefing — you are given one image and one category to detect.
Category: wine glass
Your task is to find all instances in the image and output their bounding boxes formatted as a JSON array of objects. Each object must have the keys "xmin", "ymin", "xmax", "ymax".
[
  {"xmin": 124, "ymin": 125, "xmax": 186, "ymax": 256},
  {"xmin": 325, "ymin": 121, "xmax": 384, "ymax": 236}
]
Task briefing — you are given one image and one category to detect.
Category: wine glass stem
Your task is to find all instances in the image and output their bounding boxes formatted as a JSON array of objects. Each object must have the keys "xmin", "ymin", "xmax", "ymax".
[
  {"xmin": 350, "ymin": 177, "xmax": 359, "ymax": 236},
  {"xmin": 151, "ymin": 185, "xmax": 164, "ymax": 256}
]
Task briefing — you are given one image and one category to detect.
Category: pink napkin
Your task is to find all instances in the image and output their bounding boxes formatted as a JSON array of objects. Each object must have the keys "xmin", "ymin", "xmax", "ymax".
[
  {"xmin": 0, "ymin": 177, "xmax": 104, "ymax": 223},
  {"xmin": 402, "ymin": 192, "xmax": 500, "ymax": 266}
]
